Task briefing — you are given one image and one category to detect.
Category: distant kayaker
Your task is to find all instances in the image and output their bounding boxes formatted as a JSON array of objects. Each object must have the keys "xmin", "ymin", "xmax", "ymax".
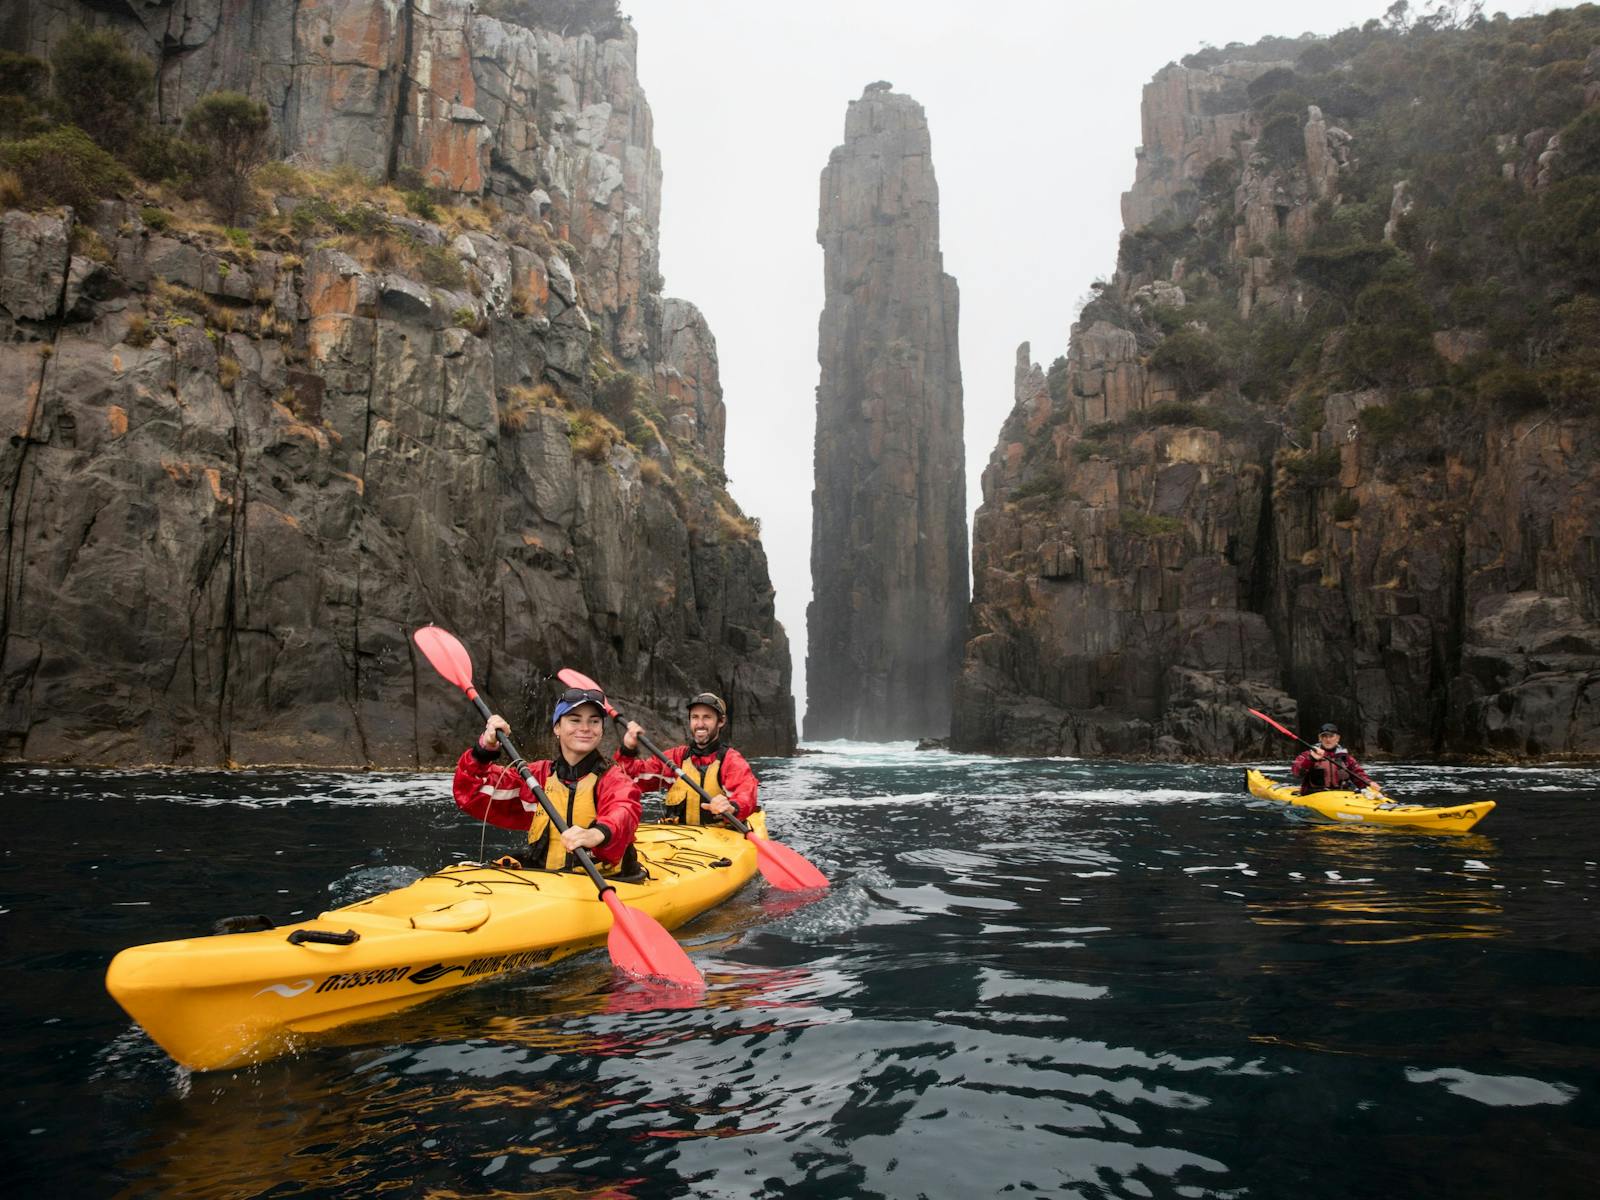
[
  {"xmin": 452, "ymin": 687, "xmax": 642, "ymax": 875},
  {"xmin": 1292, "ymin": 723, "xmax": 1379, "ymax": 795},
  {"xmin": 615, "ymin": 691, "xmax": 761, "ymax": 826}
]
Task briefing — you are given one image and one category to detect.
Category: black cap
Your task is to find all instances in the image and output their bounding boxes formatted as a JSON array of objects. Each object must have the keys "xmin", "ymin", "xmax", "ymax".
[
  {"xmin": 686, "ymin": 692, "xmax": 727, "ymax": 718},
  {"xmin": 1318, "ymin": 722, "xmax": 1339, "ymax": 734}
]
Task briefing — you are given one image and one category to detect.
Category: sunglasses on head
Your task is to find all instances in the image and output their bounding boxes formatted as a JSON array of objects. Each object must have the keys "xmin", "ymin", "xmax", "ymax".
[{"xmin": 557, "ymin": 687, "xmax": 607, "ymax": 706}]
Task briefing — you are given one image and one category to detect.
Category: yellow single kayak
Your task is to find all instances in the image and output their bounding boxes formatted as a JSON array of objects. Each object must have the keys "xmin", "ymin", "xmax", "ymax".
[
  {"xmin": 106, "ymin": 818, "xmax": 764, "ymax": 1071},
  {"xmin": 1246, "ymin": 770, "xmax": 1493, "ymax": 833}
]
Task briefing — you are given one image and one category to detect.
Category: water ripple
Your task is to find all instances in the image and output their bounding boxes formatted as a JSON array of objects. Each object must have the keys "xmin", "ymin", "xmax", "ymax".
[{"xmin": 5, "ymin": 753, "xmax": 1599, "ymax": 1197}]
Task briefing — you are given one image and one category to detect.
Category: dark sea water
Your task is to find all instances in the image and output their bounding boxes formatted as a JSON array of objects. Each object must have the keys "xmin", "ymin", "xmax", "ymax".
[{"xmin": 2, "ymin": 744, "xmax": 1597, "ymax": 1199}]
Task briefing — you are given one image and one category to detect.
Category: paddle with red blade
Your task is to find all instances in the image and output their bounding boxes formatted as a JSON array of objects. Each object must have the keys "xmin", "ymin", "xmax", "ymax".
[
  {"xmin": 1247, "ymin": 707, "xmax": 1386, "ymax": 796},
  {"xmin": 557, "ymin": 667, "xmax": 830, "ymax": 891},
  {"xmin": 412, "ymin": 626, "xmax": 703, "ymax": 989}
]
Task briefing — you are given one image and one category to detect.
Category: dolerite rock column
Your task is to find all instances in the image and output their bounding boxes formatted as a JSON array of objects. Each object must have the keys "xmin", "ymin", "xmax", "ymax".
[{"xmin": 806, "ymin": 85, "xmax": 968, "ymax": 742}]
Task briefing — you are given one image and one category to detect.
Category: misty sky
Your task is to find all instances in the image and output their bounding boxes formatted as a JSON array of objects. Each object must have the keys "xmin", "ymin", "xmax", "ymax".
[{"xmin": 624, "ymin": 0, "xmax": 1557, "ymax": 728}]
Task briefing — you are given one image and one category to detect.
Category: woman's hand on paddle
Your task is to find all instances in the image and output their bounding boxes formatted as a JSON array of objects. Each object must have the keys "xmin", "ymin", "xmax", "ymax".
[
  {"xmin": 479, "ymin": 714, "xmax": 510, "ymax": 751},
  {"xmin": 561, "ymin": 825, "xmax": 605, "ymax": 852},
  {"xmin": 622, "ymin": 720, "xmax": 643, "ymax": 751}
]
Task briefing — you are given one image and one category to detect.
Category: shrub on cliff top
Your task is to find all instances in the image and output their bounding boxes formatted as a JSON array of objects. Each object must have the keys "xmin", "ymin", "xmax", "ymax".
[
  {"xmin": 1339, "ymin": 278, "xmax": 1440, "ymax": 387},
  {"xmin": 1292, "ymin": 242, "xmax": 1399, "ymax": 311},
  {"xmin": 1556, "ymin": 107, "xmax": 1600, "ymax": 180},
  {"xmin": 50, "ymin": 26, "xmax": 153, "ymax": 153},
  {"xmin": 1528, "ymin": 175, "xmax": 1600, "ymax": 286},
  {"xmin": 0, "ymin": 51, "xmax": 50, "ymax": 140},
  {"xmin": 715, "ymin": 502, "xmax": 761, "ymax": 541},
  {"xmin": 1010, "ymin": 474, "xmax": 1064, "ymax": 504},
  {"xmin": 1117, "ymin": 509, "xmax": 1185, "ymax": 538},
  {"xmin": 0, "ymin": 124, "xmax": 130, "ymax": 212},
  {"xmin": 1046, "ymin": 356, "xmax": 1071, "ymax": 404},
  {"xmin": 418, "ymin": 243, "xmax": 467, "ymax": 289},
  {"xmin": 1258, "ymin": 111, "xmax": 1305, "ymax": 168},
  {"xmin": 568, "ymin": 409, "xmax": 620, "ymax": 463},
  {"xmin": 1279, "ymin": 447, "xmax": 1342, "ymax": 489},
  {"xmin": 0, "ymin": 51, "xmax": 48, "ymax": 100},
  {"xmin": 500, "ymin": 383, "xmax": 561, "ymax": 432},
  {"xmin": 185, "ymin": 92, "xmax": 273, "ymax": 222},
  {"xmin": 1476, "ymin": 364, "xmax": 1545, "ymax": 414},
  {"xmin": 1149, "ymin": 328, "xmax": 1227, "ymax": 398}
]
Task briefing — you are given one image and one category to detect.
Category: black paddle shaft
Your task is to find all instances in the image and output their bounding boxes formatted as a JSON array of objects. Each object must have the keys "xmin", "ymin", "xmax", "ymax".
[
  {"xmin": 468, "ymin": 693, "xmax": 615, "ymax": 896},
  {"xmin": 1252, "ymin": 709, "xmax": 1376, "ymax": 792},
  {"xmin": 1293, "ymin": 737, "xmax": 1374, "ymax": 791},
  {"xmin": 608, "ymin": 712, "xmax": 752, "ymax": 836}
]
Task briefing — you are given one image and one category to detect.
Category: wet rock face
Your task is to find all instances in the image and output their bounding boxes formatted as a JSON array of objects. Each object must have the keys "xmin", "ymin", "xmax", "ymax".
[
  {"xmin": 6, "ymin": 0, "xmax": 661, "ymax": 371},
  {"xmin": 0, "ymin": 2, "xmax": 796, "ymax": 765},
  {"xmin": 953, "ymin": 343, "xmax": 1296, "ymax": 760},
  {"xmin": 956, "ymin": 54, "xmax": 1600, "ymax": 761},
  {"xmin": 807, "ymin": 87, "xmax": 968, "ymax": 742}
]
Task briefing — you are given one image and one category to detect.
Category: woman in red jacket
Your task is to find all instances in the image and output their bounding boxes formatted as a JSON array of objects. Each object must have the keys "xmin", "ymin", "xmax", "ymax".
[
  {"xmin": 452, "ymin": 686, "xmax": 641, "ymax": 874},
  {"xmin": 614, "ymin": 691, "xmax": 760, "ymax": 826}
]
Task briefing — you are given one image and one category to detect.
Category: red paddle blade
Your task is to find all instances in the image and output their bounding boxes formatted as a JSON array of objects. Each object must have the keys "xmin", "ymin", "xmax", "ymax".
[
  {"xmin": 556, "ymin": 666, "xmax": 619, "ymax": 718},
  {"xmin": 1248, "ymin": 707, "xmax": 1299, "ymax": 742},
  {"xmin": 414, "ymin": 626, "xmax": 476, "ymax": 696},
  {"xmin": 557, "ymin": 666, "xmax": 602, "ymax": 691},
  {"xmin": 601, "ymin": 890, "xmax": 703, "ymax": 989},
  {"xmin": 750, "ymin": 835, "xmax": 830, "ymax": 891}
]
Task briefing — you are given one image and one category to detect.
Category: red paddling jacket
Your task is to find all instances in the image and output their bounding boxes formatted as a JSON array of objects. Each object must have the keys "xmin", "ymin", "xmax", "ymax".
[
  {"xmin": 452, "ymin": 744, "xmax": 640, "ymax": 868},
  {"xmin": 1291, "ymin": 746, "xmax": 1374, "ymax": 795},
  {"xmin": 616, "ymin": 740, "xmax": 760, "ymax": 824}
]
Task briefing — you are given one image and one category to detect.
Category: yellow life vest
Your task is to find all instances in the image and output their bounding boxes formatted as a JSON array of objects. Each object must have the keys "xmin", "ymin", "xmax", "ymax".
[
  {"xmin": 664, "ymin": 749, "xmax": 727, "ymax": 826},
  {"xmin": 528, "ymin": 771, "xmax": 607, "ymax": 871}
]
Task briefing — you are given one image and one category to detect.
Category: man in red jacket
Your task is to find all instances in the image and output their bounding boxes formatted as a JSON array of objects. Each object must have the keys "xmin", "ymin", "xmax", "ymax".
[
  {"xmin": 615, "ymin": 692, "xmax": 760, "ymax": 826},
  {"xmin": 1292, "ymin": 722, "xmax": 1379, "ymax": 795}
]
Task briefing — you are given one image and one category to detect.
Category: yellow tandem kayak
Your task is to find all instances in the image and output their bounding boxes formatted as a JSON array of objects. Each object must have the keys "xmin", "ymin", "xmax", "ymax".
[
  {"xmin": 1245, "ymin": 770, "xmax": 1493, "ymax": 833},
  {"xmin": 105, "ymin": 818, "xmax": 764, "ymax": 1072}
]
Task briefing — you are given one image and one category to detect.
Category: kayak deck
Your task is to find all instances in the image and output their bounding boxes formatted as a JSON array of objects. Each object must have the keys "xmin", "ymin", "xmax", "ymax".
[
  {"xmin": 1245, "ymin": 770, "xmax": 1493, "ymax": 833},
  {"xmin": 106, "ymin": 819, "xmax": 762, "ymax": 1071}
]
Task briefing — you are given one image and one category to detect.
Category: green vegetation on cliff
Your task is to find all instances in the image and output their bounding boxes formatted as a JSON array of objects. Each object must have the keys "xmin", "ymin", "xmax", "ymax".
[{"xmin": 1119, "ymin": 4, "xmax": 1600, "ymax": 466}]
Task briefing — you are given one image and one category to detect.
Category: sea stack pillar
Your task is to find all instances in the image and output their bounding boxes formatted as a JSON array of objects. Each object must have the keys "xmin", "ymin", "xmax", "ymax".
[{"xmin": 806, "ymin": 84, "xmax": 968, "ymax": 742}]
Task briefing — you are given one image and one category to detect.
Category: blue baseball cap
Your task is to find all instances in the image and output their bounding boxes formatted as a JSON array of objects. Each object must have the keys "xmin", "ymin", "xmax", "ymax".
[{"xmin": 552, "ymin": 686, "xmax": 607, "ymax": 725}]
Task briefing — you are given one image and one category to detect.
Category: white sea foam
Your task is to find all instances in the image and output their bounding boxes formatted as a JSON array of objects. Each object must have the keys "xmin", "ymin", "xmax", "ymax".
[{"xmin": 1405, "ymin": 1067, "xmax": 1578, "ymax": 1107}]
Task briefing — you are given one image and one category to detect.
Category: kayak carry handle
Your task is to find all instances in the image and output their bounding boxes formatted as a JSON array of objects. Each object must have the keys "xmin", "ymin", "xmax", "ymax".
[{"xmin": 286, "ymin": 928, "xmax": 361, "ymax": 947}]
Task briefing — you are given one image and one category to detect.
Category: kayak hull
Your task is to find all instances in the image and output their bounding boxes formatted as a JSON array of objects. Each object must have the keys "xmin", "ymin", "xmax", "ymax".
[
  {"xmin": 106, "ymin": 818, "xmax": 763, "ymax": 1071},
  {"xmin": 1245, "ymin": 770, "xmax": 1493, "ymax": 833}
]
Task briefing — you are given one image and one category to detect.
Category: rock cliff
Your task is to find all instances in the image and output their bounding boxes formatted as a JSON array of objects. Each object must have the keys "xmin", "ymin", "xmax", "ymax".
[
  {"xmin": 955, "ymin": 14, "xmax": 1600, "ymax": 761},
  {"xmin": 807, "ymin": 85, "xmax": 967, "ymax": 742},
  {"xmin": 0, "ymin": 0, "xmax": 796, "ymax": 765}
]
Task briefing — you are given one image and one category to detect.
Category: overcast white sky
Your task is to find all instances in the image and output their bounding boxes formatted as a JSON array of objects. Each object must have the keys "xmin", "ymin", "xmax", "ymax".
[{"xmin": 624, "ymin": 0, "xmax": 1554, "ymax": 725}]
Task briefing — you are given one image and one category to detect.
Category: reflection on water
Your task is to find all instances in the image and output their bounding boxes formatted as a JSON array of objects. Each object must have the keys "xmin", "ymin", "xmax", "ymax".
[
  {"xmin": 4, "ymin": 753, "xmax": 1599, "ymax": 1197},
  {"xmin": 1247, "ymin": 826, "xmax": 1505, "ymax": 945}
]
